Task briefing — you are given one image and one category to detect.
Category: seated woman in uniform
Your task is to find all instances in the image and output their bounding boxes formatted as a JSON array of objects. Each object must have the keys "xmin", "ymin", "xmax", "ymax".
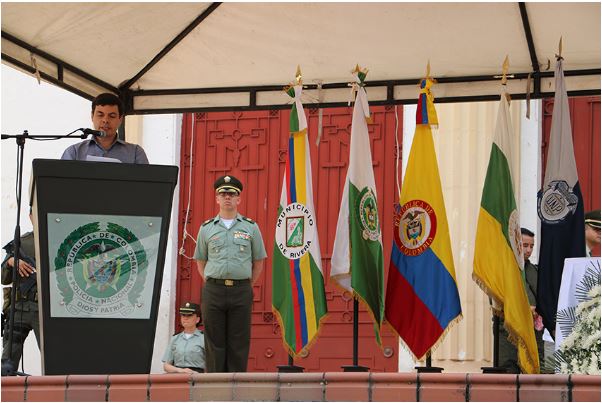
[{"xmin": 162, "ymin": 302, "xmax": 205, "ymax": 373}]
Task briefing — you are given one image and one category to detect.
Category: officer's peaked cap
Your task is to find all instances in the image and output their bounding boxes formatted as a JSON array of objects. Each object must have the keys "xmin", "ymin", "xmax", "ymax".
[
  {"xmin": 214, "ymin": 175, "xmax": 243, "ymax": 194},
  {"xmin": 585, "ymin": 209, "xmax": 601, "ymax": 229},
  {"xmin": 179, "ymin": 302, "xmax": 200, "ymax": 315}
]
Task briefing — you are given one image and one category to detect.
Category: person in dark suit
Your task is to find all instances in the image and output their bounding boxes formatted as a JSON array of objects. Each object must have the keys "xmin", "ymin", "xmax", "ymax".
[{"xmin": 497, "ymin": 227, "xmax": 544, "ymax": 373}]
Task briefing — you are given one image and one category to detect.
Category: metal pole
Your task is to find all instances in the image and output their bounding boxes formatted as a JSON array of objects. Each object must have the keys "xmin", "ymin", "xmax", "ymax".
[
  {"xmin": 493, "ymin": 315, "xmax": 501, "ymax": 367},
  {"xmin": 353, "ymin": 298, "xmax": 359, "ymax": 366}
]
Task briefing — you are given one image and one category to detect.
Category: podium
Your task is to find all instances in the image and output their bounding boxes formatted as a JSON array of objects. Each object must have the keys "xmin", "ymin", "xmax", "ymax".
[{"xmin": 30, "ymin": 159, "xmax": 178, "ymax": 375}]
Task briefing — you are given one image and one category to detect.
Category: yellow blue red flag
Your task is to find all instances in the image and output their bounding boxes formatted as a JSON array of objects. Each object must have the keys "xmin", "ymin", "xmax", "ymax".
[{"xmin": 385, "ymin": 78, "xmax": 462, "ymax": 360}]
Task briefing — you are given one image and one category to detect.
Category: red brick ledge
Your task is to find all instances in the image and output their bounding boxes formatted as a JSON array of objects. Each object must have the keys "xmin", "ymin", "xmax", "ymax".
[{"xmin": 1, "ymin": 373, "xmax": 599, "ymax": 402}]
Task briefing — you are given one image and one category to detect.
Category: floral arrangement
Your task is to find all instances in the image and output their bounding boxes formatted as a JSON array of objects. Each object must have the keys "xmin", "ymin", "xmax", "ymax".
[{"xmin": 554, "ymin": 284, "xmax": 601, "ymax": 374}]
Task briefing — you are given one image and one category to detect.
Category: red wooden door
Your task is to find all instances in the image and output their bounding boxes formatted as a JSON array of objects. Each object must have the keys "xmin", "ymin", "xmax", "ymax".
[
  {"xmin": 177, "ymin": 106, "xmax": 403, "ymax": 372},
  {"xmin": 542, "ymin": 96, "xmax": 601, "ymax": 211}
]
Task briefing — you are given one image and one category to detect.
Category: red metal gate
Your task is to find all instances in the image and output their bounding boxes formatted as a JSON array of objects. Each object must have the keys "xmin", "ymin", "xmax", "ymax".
[{"xmin": 176, "ymin": 106, "xmax": 402, "ymax": 372}]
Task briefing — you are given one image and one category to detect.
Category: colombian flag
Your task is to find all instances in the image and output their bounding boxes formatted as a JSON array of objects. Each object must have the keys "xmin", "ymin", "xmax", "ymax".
[
  {"xmin": 385, "ymin": 78, "xmax": 462, "ymax": 360},
  {"xmin": 272, "ymin": 83, "xmax": 328, "ymax": 356}
]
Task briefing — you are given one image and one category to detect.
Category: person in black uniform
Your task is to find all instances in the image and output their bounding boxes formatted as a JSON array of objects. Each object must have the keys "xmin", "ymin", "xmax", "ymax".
[{"xmin": 1, "ymin": 226, "xmax": 39, "ymax": 370}]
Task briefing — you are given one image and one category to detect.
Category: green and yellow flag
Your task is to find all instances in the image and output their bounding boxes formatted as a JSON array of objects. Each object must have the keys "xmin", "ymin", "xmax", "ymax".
[{"xmin": 473, "ymin": 87, "xmax": 540, "ymax": 374}]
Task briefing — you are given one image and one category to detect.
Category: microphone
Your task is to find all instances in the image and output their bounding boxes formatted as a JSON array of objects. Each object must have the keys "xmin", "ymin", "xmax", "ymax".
[{"xmin": 81, "ymin": 128, "xmax": 107, "ymax": 137}]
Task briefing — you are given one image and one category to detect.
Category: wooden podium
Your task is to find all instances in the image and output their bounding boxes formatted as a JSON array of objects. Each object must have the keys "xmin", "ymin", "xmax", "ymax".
[{"xmin": 30, "ymin": 159, "xmax": 178, "ymax": 375}]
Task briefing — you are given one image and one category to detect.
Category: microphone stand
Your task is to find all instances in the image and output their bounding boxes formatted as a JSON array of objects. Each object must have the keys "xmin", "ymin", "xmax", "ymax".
[{"xmin": 0, "ymin": 129, "xmax": 87, "ymax": 376}]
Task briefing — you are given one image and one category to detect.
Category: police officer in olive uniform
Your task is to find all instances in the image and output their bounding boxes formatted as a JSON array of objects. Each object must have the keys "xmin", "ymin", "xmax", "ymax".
[
  {"xmin": 585, "ymin": 209, "xmax": 601, "ymax": 257},
  {"xmin": 1, "ymin": 230, "xmax": 40, "ymax": 367},
  {"xmin": 162, "ymin": 302, "xmax": 205, "ymax": 373},
  {"xmin": 194, "ymin": 175, "xmax": 267, "ymax": 373}
]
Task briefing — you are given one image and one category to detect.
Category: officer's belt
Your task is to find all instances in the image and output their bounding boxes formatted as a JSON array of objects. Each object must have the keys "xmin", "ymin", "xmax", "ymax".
[
  {"xmin": 177, "ymin": 366, "xmax": 204, "ymax": 373},
  {"xmin": 206, "ymin": 278, "xmax": 249, "ymax": 286},
  {"xmin": 15, "ymin": 289, "xmax": 37, "ymax": 302}
]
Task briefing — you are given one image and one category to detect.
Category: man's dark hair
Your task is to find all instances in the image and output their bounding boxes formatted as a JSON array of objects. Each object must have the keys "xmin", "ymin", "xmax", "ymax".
[
  {"xmin": 521, "ymin": 227, "xmax": 535, "ymax": 237},
  {"xmin": 92, "ymin": 93, "xmax": 124, "ymax": 117}
]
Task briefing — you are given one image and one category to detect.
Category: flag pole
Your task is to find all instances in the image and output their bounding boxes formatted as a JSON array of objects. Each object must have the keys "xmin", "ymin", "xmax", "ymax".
[
  {"xmin": 415, "ymin": 351, "xmax": 443, "ymax": 373},
  {"xmin": 480, "ymin": 314, "xmax": 508, "ymax": 373},
  {"xmin": 277, "ymin": 354, "xmax": 304, "ymax": 373},
  {"xmin": 342, "ymin": 297, "xmax": 369, "ymax": 372}
]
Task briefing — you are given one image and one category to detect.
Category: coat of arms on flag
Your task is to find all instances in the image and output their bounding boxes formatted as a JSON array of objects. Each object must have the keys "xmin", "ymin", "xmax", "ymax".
[{"xmin": 272, "ymin": 67, "xmax": 328, "ymax": 357}]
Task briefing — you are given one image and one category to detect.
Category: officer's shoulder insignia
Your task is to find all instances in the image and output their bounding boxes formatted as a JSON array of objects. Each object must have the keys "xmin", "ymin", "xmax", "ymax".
[
  {"xmin": 242, "ymin": 216, "xmax": 255, "ymax": 224},
  {"xmin": 202, "ymin": 218, "xmax": 214, "ymax": 227}
]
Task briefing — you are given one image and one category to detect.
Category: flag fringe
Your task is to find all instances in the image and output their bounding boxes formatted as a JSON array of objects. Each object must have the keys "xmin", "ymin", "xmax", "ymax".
[
  {"xmin": 271, "ymin": 305, "xmax": 329, "ymax": 359},
  {"xmin": 471, "ymin": 272, "xmax": 504, "ymax": 311},
  {"xmin": 471, "ymin": 273, "xmax": 539, "ymax": 373},
  {"xmin": 384, "ymin": 312, "xmax": 463, "ymax": 362},
  {"xmin": 505, "ymin": 319, "xmax": 540, "ymax": 374}
]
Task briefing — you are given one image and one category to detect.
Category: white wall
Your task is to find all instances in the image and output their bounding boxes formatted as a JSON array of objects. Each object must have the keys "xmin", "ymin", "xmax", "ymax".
[
  {"xmin": 520, "ymin": 100, "xmax": 542, "ymax": 262},
  {"xmin": 1, "ymin": 66, "xmax": 89, "ymax": 375},
  {"xmin": 136, "ymin": 114, "xmax": 182, "ymax": 373},
  {"xmin": 397, "ymin": 100, "xmax": 540, "ymax": 371},
  {"xmin": 1, "ymin": 65, "xmax": 181, "ymax": 375}
]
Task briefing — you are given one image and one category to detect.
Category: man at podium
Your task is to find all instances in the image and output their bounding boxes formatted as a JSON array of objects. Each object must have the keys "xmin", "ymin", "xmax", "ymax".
[{"xmin": 61, "ymin": 93, "xmax": 149, "ymax": 164}]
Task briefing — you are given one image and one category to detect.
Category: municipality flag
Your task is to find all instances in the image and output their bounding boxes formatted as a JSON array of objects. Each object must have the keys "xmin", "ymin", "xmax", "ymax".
[
  {"xmin": 384, "ymin": 78, "xmax": 462, "ymax": 360},
  {"xmin": 473, "ymin": 87, "xmax": 539, "ymax": 374},
  {"xmin": 536, "ymin": 57, "xmax": 585, "ymax": 333},
  {"xmin": 272, "ymin": 83, "xmax": 328, "ymax": 356},
  {"xmin": 331, "ymin": 66, "xmax": 385, "ymax": 344}
]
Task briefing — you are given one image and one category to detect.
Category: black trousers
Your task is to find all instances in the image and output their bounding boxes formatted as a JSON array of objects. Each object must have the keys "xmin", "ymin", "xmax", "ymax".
[{"xmin": 201, "ymin": 280, "xmax": 252, "ymax": 372}]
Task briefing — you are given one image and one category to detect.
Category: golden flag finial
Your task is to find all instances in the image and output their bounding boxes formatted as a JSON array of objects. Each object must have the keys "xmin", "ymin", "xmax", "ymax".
[
  {"xmin": 426, "ymin": 60, "xmax": 431, "ymax": 80},
  {"xmin": 557, "ymin": 37, "xmax": 563, "ymax": 60},
  {"xmin": 501, "ymin": 55, "xmax": 510, "ymax": 85},
  {"xmin": 295, "ymin": 65, "xmax": 302, "ymax": 85}
]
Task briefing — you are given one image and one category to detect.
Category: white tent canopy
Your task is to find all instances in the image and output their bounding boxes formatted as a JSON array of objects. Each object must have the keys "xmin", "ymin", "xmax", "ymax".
[{"xmin": 2, "ymin": 2, "xmax": 600, "ymax": 114}]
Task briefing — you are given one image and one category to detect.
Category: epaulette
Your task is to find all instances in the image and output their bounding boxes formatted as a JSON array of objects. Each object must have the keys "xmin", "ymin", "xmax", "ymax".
[
  {"xmin": 202, "ymin": 218, "xmax": 214, "ymax": 227},
  {"xmin": 242, "ymin": 216, "xmax": 255, "ymax": 224}
]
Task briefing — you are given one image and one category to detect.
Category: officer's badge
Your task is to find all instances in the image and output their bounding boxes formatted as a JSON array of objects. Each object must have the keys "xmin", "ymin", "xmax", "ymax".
[
  {"xmin": 224, "ymin": 176, "xmax": 231, "ymax": 183},
  {"xmin": 234, "ymin": 231, "xmax": 251, "ymax": 241}
]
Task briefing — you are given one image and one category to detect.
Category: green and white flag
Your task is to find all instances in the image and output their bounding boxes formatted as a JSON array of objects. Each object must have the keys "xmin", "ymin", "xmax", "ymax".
[{"xmin": 330, "ymin": 67, "xmax": 385, "ymax": 344}]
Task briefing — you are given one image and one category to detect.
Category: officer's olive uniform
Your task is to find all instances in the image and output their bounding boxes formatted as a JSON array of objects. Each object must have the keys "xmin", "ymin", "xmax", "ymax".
[
  {"xmin": 162, "ymin": 329, "xmax": 205, "ymax": 372},
  {"xmin": 497, "ymin": 260, "xmax": 544, "ymax": 373},
  {"xmin": 1, "ymin": 232, "xmax": 40, "ymax": 365},
  {"xmin": 194, "ymin": 213, "xmax": 267, "ymax": 372}
]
